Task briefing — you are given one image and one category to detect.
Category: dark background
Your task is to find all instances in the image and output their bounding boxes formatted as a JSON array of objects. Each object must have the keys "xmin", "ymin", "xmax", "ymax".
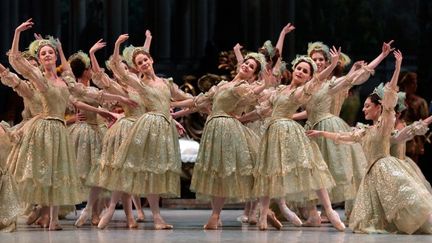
[{"xmin": 1, "ymin": 0, "xmax": 432, "ymax": 180}]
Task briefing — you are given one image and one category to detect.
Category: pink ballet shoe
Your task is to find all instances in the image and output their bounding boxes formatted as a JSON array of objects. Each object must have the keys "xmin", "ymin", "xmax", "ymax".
[
  {"xmin": 97, "ymin": 210, "xmax": 115, "ymax": 229},
  {"xmin": 267, "ymin": 211, "xmax": 282, "ymax": 230},
  {"xmin": 281, "ymin": 208, "xmax": 303, "ymax": 227},
  {"xmin": 75, "ymin": 208, "xmax": 91, "ymax": 227},
  {"xmin": 203, "ymin": 215, "xmax": 219, "ymax": 230},
  {"xmin": 303, "ymin": 214, "xmax": 321, "ymax": 227},
  {"xmin": 327, "ymin": 210, "xmax": 346, "ymax": 232}
]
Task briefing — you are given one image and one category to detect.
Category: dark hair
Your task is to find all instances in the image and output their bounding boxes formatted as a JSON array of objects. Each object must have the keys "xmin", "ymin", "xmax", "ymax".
[
  {"xmin": 367, "ymin": 93, "xmax": 381, "ymax": 106},
  {"xmin": 399, "ymin": 72, "xmax": 417, "ymax": 90},
  {"xmin": 244, "ymin": 57, "xmax": 261, "ymax": 75},
  {"xmin": 70, "ymin": 58, "xmax": 87, "ymax": 78},
  {"xmin": 258, "ymin": 47, "xmax": 280, "ymax": 69},
  {"xmin": 310, "ymin": 50, "xmax": 328, "ymax": 61},
  {"xmin": 294, "ymin": 61, "xmax": 314, "ymax": 77}
]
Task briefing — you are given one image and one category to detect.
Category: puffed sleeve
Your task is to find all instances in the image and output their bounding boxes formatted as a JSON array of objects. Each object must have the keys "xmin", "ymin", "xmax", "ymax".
[
  {"xmin": 391, "ymin": 120, "xmax": 429, "ymax": 144},
  {"xmin": 0, "ymin": 68, "xmax": 34, "ymax": 98},
  {"xmin": 166, "ymin": 78, "xmax": 193, "ymax": 101},
  {"xmin": 293, "ymin": 76, "xmax": 322, "ymax": 104},
  {"xmin": 8, "ymin": 51, "xmax": 47, "ymax": 90},
  {"xmin": 193, "ymin": 81, "xmax": 226, "ymax": 112},
  {"xmin": 377, "ymin": 84, "xmax": 398, "ymax": 136},
  {"xmin": 255, "ymin": 86, "xmax": 280, "ymax": 118},
  {"xmin": 232, "ymin": 80, "xmax": 259, "ymax": 104},
  {"xmin": 331, "ymin": 123, "xmax": 368, "ymax": 144}
]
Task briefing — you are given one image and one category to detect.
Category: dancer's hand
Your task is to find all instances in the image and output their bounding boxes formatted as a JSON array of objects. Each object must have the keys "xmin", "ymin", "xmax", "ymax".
[
  {"xmin": 282, "ymin": 23, "xmax": 295, "ymax": 35},
  {"xmin": 233, "ymin": 43, "xmax": 243, "ymax": 51},
  {"xmin": 381, "ymin": 40, "xmax": 395, "ymax": 57},
  {"xmin": 305, "ymin": 130, "xmax": 324, "ymax": 138},
  {"xmin": 329, "ymin": 46, "xmax": 342, "ymax": 66},
  {"xmin": 145, "ymin": 30, "xmax": 152, "ymax": 38},
  {"xmin": 394, "ymin": 49, "xmax": 403, "ymax": 68},
  {"xmin": 90, "ymin": 39, "xmax": 106, "ymax": 54},
  {"xmin": 115, "ymin": 34, "xmax": 129, "ymax": 46},
  {"xmin": 16, "ymin": 18, "xmax": 34, "ymax": 32}
]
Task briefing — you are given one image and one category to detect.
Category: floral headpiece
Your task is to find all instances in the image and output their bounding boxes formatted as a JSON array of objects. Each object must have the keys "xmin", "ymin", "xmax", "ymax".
[
  {"xmin": 261, "ymin": 40, "xmax": 276, "ymax": 58},
  {"xmin": 291, "ymin": 55, "xmax": 317, "ymax": 73},
  {"xmin": 68, "ymin": 51, "xmax": 91, "ymax": 69},
  {"xmin": 28, "ymin": 36, "xmax": 59, "ymax": 58},
  {"xmin": 371, "ymin": 83, "xmax": 385, "ymax": 100},
  {"xmin": 339, "ymin": 52, "xmax": 351, "ymax": 68},
  {"xmin": 396, "ymin": 91, "xmax": 407, "ymax": 113},
  {"xmin": 122, "ymin": 45, "xmax": 147, "ymax": 68},
  {"xmin": 307, "ymin": 41, "xmax": 330, "ymax": 60},
  {"xmin": 244, "ymin": 52, "xmax": 267, "ymax": 74}
]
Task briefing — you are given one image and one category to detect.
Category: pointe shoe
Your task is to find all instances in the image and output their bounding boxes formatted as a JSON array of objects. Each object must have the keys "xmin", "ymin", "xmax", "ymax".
[
  {"xmin": 281, "ymin": 209, "xmax": 302, "ymax": 227},
  {"xmin": 327, "ymin": 210, "xmax": 346, "ymax": 232},
  {"xmin": 91, "ymin": 215, "xmax": 101, "ymax": 226},
  {"xmin": 257, "ymin": 217, "xmax": 268, "ymax": 231},
  {"xmin": 75, "ymin": 208, "xmax": 91, "ymax": 227},
  {"xmin": 127, "ymin": 218, "xmax": 138, "ymax": 229},
  {"xmin": 248, "ymin": 214, "xmax": 258, "ymax": 225},
  {"xmin": 237, "ymin": 215, "xmax": 249, "ymax": 223},
  {"xmin": 48, "ymin": 222, "xmax": 63, "ymax": 231},
  {"xmin": 203, "ymin": 215, "xmax": 219, "ymax": 230},
  {"xmin": 303, "ymin": 214, "xmax": 321, "ymax": 227},
  {"xmin": 136, "ymin": 211, "xmax": 145, "ymax": 222},
  {"xmin": 154, "ymin": 223, "xmax": 174, "ymax": 230},
  {"xmin": 267, "ymin": 211, "xmax": 283, "ymax": 230},
  {"xmin": 26, "ymin": 207, "xmax": 41, "ymax": 225},
  {"xmin": 97, "ymin": 210, "xmax": 114, "ymax": 229},
  {"xmin": 36, "ymin": 216, "xmax": 50, "ymax": 228}
]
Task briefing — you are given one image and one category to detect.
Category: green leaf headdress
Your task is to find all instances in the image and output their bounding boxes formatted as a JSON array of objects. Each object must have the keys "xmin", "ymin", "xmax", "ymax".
[
  {"xmin": 244, "ymin": 52, "xmax": 267, "ymax": 74},
  {"xmin": 68, "ymin": 51, "xmax": 91, "ymax": 69},
  {"xmin": 28, "ymin": 36, "xmax": 59, "ymax": 58},
  {"xmin": 291, "ymin": 55, "xmax": 317, "ymax": 73},
  {"xmin": 307, "ymin": 41, "xmax": 330, "ymax": 60},
  {"xmin": 396, "ymin": 91, "xmax": 407, "ymax": 113},
  {"xmin": 371, "ymin": 83, "xmax": 385, "ymax": 101},
  {"xmin": 122, "ymin": 45, "xmax": 147, "ymax": 68}
]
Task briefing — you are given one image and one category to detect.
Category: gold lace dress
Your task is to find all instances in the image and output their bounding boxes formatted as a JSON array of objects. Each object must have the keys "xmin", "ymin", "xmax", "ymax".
[
  {"xmin": 68, "ymin": 86, "xmax": 104, "ymax": 188},
  {"xmin": 87, "ymin": 85, "xmax": 147, "ymax": 189},
  {"xmin": 252, "ymin": 80, "xmax": 335, "ymax": 204},
  {"xmin": 345, "ymin": 86, "xmax": 432, "ymax": 234},
  {"xmin": 304, "ymin": 78, "xmax": 368, "ymax": 203},
  {"xmin": 0, "ymin": 122, "xmax": 20, "ymax": 232},
  {"xmin": 98, "ymin": 59, "xmax": 192, "ymax": 197},
  {"xmin": 190, "ymin": 80, "xmax": 260, "ymax": 202},
  {"xmin": 390, "ymin": 136, "xmax": 432, "ymax": 193},
  {"xmin": 6, "ymin": 52, "xmax": 83, "ymax": 206}
]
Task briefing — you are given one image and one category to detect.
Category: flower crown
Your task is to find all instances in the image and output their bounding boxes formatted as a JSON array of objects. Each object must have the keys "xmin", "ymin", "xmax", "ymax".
[
  {"xmin": 291, "ymin": 55, "xmax": 317, "ymax": 73},
  {"xmin": 307, "ymin": 41, "xmax": 330, "ymax": 60},
  {"xmin": 68, "ymin": 51, "xmax": 91, "ymax": 69},
  {"xmin": 244, "ymin": 52, "xmax": 267, "ymax": 74},
  {"xmin": 261, "ymin": 40, "xmax": 276, "ymax": 58},
  {"xmin": 396, "ymin": 91, "xmax": 407, "ymax": 113},
  {"xmin": 122, "ymin": 45, "xmax": 147, "ymax": 68},
  {"xmin": 339, "ymin": 52, "xmax": 351, "ymax": 68},
  {"xmin": 28, "ymin": 36, "xmax": 59, "ymax": 58}
]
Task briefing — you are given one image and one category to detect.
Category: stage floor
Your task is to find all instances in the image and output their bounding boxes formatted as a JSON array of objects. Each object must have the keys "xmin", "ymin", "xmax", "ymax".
[{"xmin": 3, "ymin": 209, "xmax": 432, "ymax": 242}]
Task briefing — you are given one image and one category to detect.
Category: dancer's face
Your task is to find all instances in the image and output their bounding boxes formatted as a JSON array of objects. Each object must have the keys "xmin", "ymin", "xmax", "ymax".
[
  {"xmin": 134, "ymin": 53, "xmax": 153, "ymax": 74},
  {"xmin": 239, "ymin": 58, "xmax": 258, "ymax": 79},
  {"xmin": 38, "ymin": 45, "xmax": 57, "ymax": 67},
  {"xmin": 363, "ymin": 97, "xmax": 381, "ymax": 121},
  {"xmin": 311, "ymin": 51, "xmax": 327, "ymax": 73},
  {"xmin": 291, "ymin": 62, "xmax": 312, "ymax": 86}
]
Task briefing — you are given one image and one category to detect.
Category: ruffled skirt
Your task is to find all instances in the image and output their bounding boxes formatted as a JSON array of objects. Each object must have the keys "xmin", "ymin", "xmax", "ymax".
[
  {"xmin": 7, "ymin": 117, "xmax": 83, "ymax": 205},
  {"xmin": 253, "ymin": 118, "xmax": 335, "ymax": 203},
  {"xmin": 89, "ymin": 113, "xmax": 181, "ymax": 197},
  {"xmin": 69, "ymin": 122, "xmax": 103, "ymax": 187},
  {"xmin": 190, "ymin": 115, "xmax": 258, "ymax": 202},
  {"xmin": 305, "ymin": 116, "xmax": 367, "ymax": 203},
  {"xmin": 349, "ymin": 156, "xmax": 432, "ymax": 234}
]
